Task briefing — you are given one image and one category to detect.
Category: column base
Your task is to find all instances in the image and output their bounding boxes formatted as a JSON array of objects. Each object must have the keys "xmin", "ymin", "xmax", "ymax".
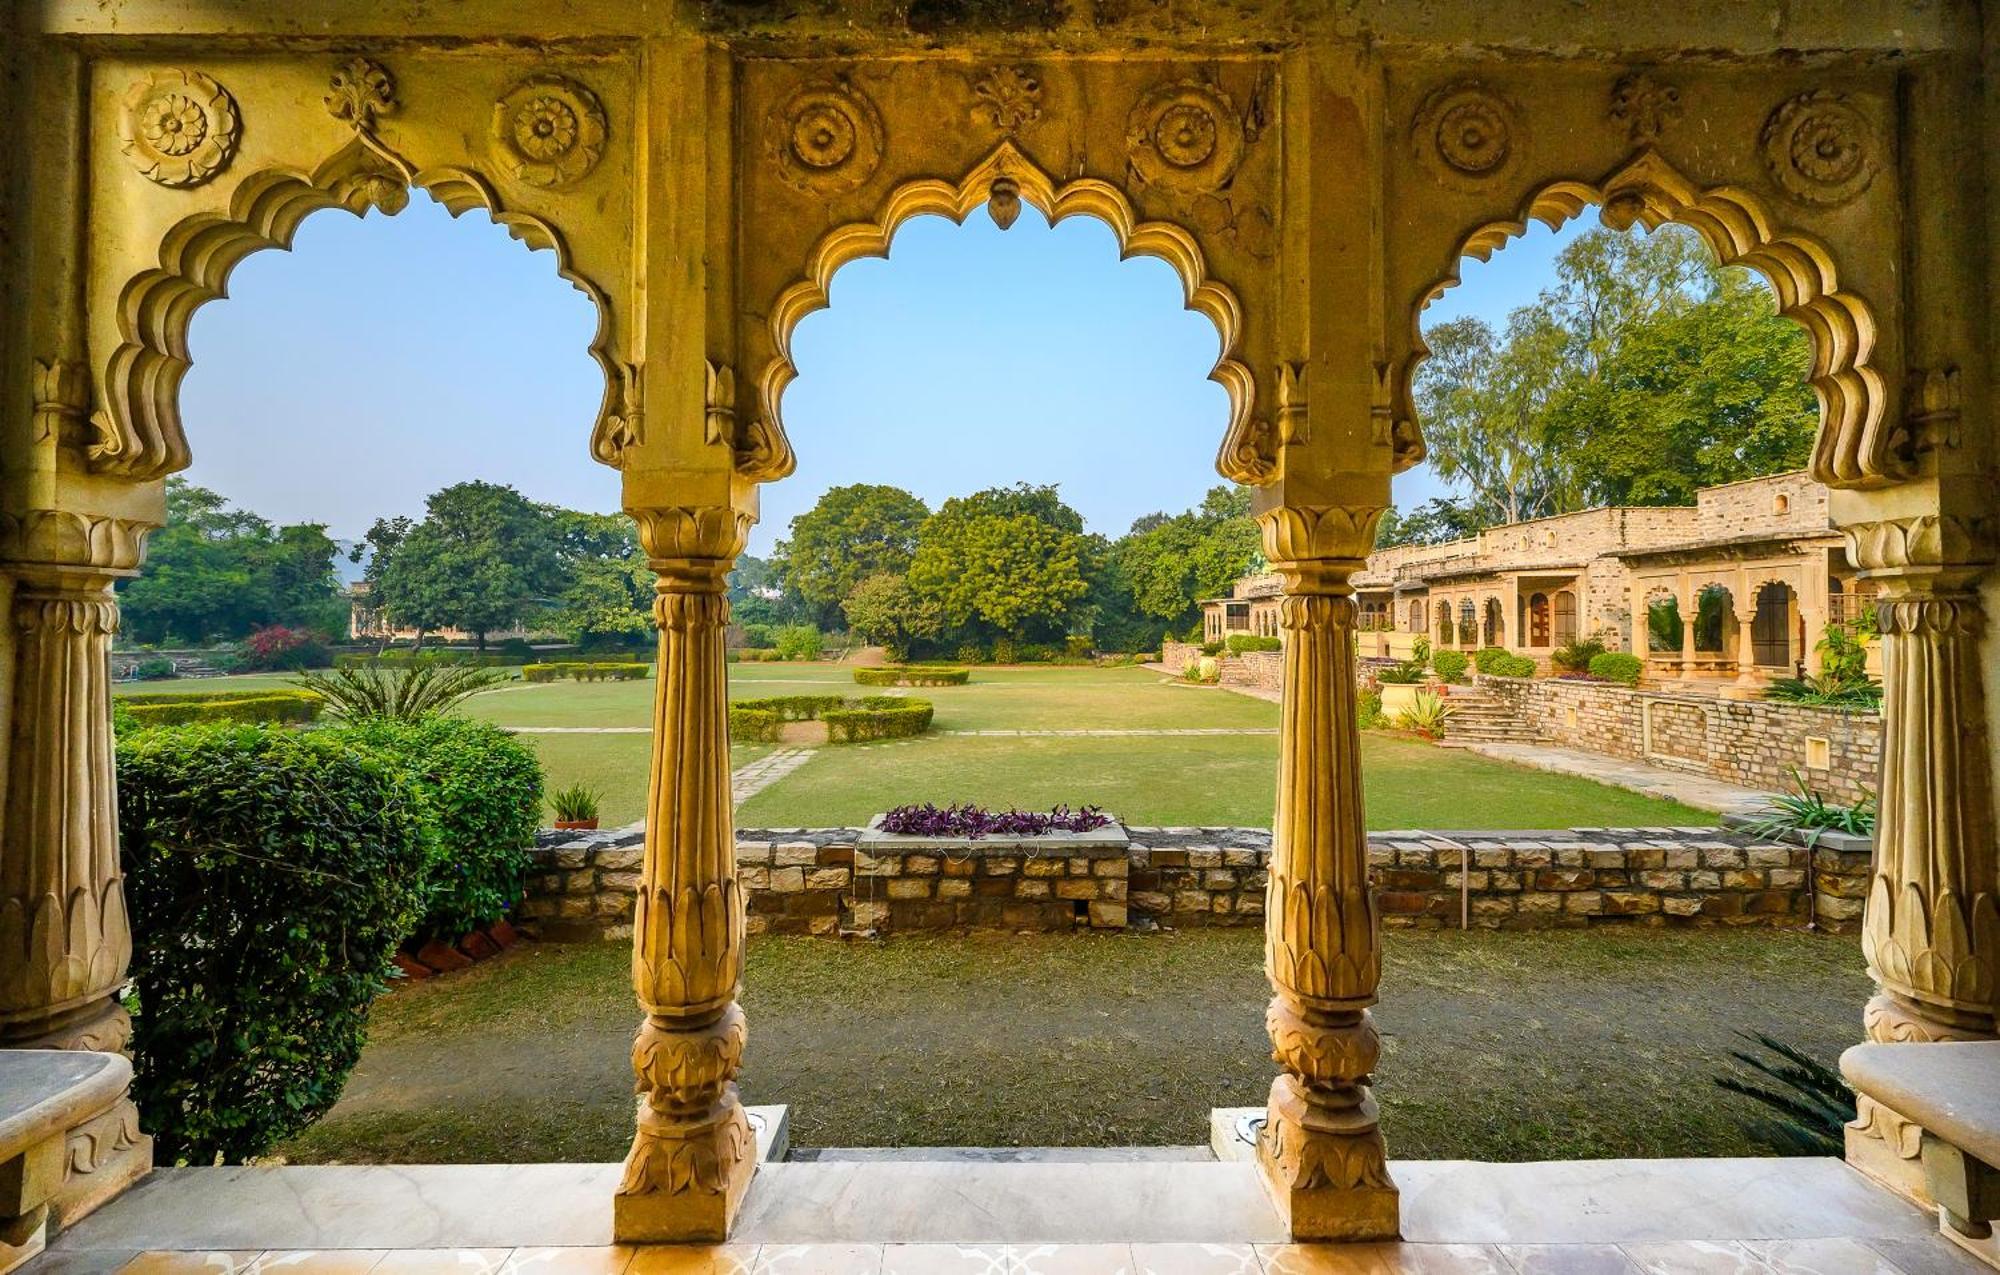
[
  {"xmin": 1845, "ymin": 1097, "xmax": 1930, "ymax": 1209},
  {"xmin": 612, "ymin": 1097, "xmax": 756, "ymax": 1243},
  {"xmin": 1255, "ymin": 1078, "xmax": 1400, "ymax": 1242},
  {"xmin": 51, "ymin": 1099, "xmax": 152, "ymax": 1229}
]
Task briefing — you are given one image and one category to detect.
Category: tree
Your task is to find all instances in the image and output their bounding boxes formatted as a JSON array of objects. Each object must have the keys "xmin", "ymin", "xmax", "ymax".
[
  {"xmin": 906, "ymin": 483, "xmax": 1091, "ymax": 640},
  {"xmin": 1108, "ymin": 485, "xmax": 1260, "ymax": 627},
  {"xmin": 1375, "ymin": 497, "xmax": 1484, "ymax": 548},
  {"xmin": 120, "ymin": 479, "xmax": 341, "ymax": 645},
  {"xmin": 371, "ymin": 482, "xmax": 563, "ymax": 650},
  {"xmin": 772, "ymin": 484, "xmax": 930, "ymax": 624},
  {"xmin": 842, "ymin": 573, "xmax": 943, "ymax": 660},
  {"xmin": 545, "ymin": 509, "xmax": 651, "ymax": 648},
  {"xmin": 1413, "ymin": 224, "xmax": 1817, "ymax": 521}
]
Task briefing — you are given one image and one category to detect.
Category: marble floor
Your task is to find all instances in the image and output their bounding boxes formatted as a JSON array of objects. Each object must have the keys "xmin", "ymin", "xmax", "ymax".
[{"xmin": 31, "ymin": 1157, "xmax": 1988, "ymax": 1275}]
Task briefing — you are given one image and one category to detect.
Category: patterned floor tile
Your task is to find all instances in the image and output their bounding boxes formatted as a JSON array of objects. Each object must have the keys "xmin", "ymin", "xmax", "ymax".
[
  {"xmin": 1259, "ymin": 1245, "xmax": 1509, "ymax": 1274},
  {"xmin": 624, "ymin": 1247, "xmax": 759, "ymax": 1275},
  {"xmin": 1007, "ymin": 1247, "xmax": 1136, "ymax": 1274},
  {"xmin": 1619, "ymin": 1243, "xmax": 1770, "ymax": 1275},
  {"xmin": 879, "ymin": 1245, "xmax": 1010, "ymax": 1275},
  {"xmin": 119, "ymin": 1255, "xmax": 264, "ymax": 1275},
  {"xmin": 1497, "ymin": 1247, "xmax": 1642, "ymax": 1275},
  {"xmin": 1129, "ymin": 1244, "xmax": 1263, "ymax": 1275},
  {"xmin": 370, "ymin": 1253, "xmax": 514, "ymax": 1275}
]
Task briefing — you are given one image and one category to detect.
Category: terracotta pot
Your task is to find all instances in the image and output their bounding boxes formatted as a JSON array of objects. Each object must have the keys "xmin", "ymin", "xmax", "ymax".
[{"xmin": 554, "ymin": 817, "xmax": 599, "ymax": 831}]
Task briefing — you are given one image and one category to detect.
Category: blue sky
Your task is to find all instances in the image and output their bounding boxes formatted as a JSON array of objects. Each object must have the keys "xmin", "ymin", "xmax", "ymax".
[{"xmin": 182, "ymin": 194, "xmax": 1595, "ymax": 558}]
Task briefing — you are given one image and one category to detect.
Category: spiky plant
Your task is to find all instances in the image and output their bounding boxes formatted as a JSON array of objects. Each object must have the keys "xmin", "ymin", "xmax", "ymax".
[
  {"xmin": 1740, "ymin": 768, "xmax": 1876, "ymax": 846},
  {"xmin": 292, "ymin": 661, "xmax": 508, "ymax": 722},
  {"xmin": 1713, "ymin": 1032, "xmax": 1855, "ymax": 1156}
]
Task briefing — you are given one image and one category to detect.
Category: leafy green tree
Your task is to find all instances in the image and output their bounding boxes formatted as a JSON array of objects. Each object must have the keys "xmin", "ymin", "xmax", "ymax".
[
  {"xmin": 842, "ymin": 572, "xmax": 943, "ymax": 660},
  {"xmin": 1108, "ymin": 485, "xmax": 1260, "ymax": 628},
  {"xmin": 907, "ymin": 484, "xmax": 1090, "ymax": 640},
  {"xmin": 1414, "ymin": 224, "xmax": 1816, "ymax": 522},
  {"xmin": 544, "ymin": 509, "xmax": 650, "ymax": 649},
  {"xmin": 120, "ymin": 479, "xmax": 341, "ymax": 645},
  {"xmin": 773, "ymin": 484, "xmax": 930, "ymax": 625},
  {"xmin": 1375, "ymin": 497, "xmax": 1484, "ymax": 548},
  {"xmin": 372, "ymin": 482, "xmax": 563, "ymax": 650}
]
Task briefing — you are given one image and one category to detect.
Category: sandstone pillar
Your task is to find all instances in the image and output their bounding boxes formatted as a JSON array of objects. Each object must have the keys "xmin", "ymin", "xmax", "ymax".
[
  {"xmin": 1255, "ymin": 505, "xmax": 1398, "ymax": 1241},
  {"xmin": 1733, "ymin": 605, "xmax": 1760, "ymax": 688},
  {"xmin": 1844, "ymin": 544, "xmax": 1999, "ymax": 1201},
  {"xmin": 614, "ymin": 505, "xmax": 756, "ymax": 1242},
  {"xmin": 0, "ymin": 549, "xmax": 152, "ymax": 1222}
]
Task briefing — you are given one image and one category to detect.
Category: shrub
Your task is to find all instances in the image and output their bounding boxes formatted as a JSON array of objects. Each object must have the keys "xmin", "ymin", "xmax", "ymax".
[
  {"xmin": 955, "ymin": 643, "xmax": 988, "ymax": 664},
  {"xmin": 1412, "ymin": 637, "xmax": 1432, "ymax": 664},
  {"xmin": 775, "ymin": 625, "xmax": 824, "ymax": 661},
  {"xmin": 1764, "ymin": 675, "xmax": 1882, "ymax": 711},
  {"xmin": 1225, "ymin": 634, "xmax": 1282, "ymax": 654},
  {"xmin": 342, "ymin": 717, "xmax": 542, "ymax": 941},
  {"xmin": 335, "ymin": 649, "xmax": 522, "ymax": 669},
  {"xmin": 740, "ymin": 623, "xmax": 778, "ymax": 650},
  {"xmin": 1551, "ymin": 637, "xmax": 1607, "ymax": 674},
  {"xmin": 1484, "ymin": 653, "xmax": 1538, "ymax": 679},
  {"xmin": 521, "ymin": 661, "xmax": 650, "ymax": 683},
  {"xmin": 1357, "ymin": 688, "xmax": 1386, "ymax": 731},
  {"xmin": 1065, "ymin": 636, "xmax": 1093, "ymax": 659},
  {"xmin": 1430, "ymin": 650, "xmax": 1470, "ymax": 684},
  {"xmin": 853, "ymin": 666, "xmax": 970, "ymax": 687},
  {"xmin": 1395, "ymin": 689, "xmax": 1452, "ymax": 738},
  {"xmin": 824, "ymin": 698, "xmax": 933, "ymax": 742},
  {"xmin": 729, "ymin": 707, "xmax": 782, "ymax": 742},
  {"xmin": 118, "ymin": 725, "xmax": 431, "ymax": 1164},
  {"xmin": 238, "ymin": 625, "xmax": 331, "ymax": 672},
  {"xmin": 1182, "ymin": 657, "xmax": 1219, "ymax": 684},
  {"xmin": 550, "ymin": 783, "xmax": 601, "ymax": 824},
  {"xmin": 496, "ymin": 637, "xmax": 537, "ymax": 661},
  {"xmin": 1199, "ymin": 641, "xmax": 1226, "ymax": 657},
  {"xmin": 1376, "ymin": 659, "xmax": 1428, "ymax": 685},
  {"xmin": 121, "ymin": 690, "xmax": 324, "ymax": 727},
  {"xmin": 293, "ymin": 663, "xmax": 508, "ymax": 720},
  {"xmin": 1738, "ymin": 768, "xmax": 1876, "ymax": 845},
  {"xmin": 133, "ymin": 657, "xmax": 179, "ymax": 681},
  {"xmin": 1589, "ymin": 652, "xmax": 1644, "ymax": 686}
]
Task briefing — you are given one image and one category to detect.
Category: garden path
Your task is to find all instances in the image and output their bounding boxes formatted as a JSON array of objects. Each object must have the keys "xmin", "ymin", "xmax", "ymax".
[
  {"xmin": 733, "ymin": 748, "xmax": 815, "ymax": 804},
  {"xmin": 1459, "ymin": 743, "xmax": 1771, "ymax": 814}
]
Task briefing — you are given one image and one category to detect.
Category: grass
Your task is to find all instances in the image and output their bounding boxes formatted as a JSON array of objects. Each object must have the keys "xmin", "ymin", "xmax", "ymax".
[{"xmin": 276, "ymin": 927, "xmax": 1867, "ymax": 1165}]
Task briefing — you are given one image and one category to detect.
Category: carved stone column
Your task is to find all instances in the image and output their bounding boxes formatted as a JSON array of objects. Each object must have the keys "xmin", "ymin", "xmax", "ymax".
[
  {"xmin": 0, "ymin": 537, "xmax": 153, "ymax": 1222},
  {"xmin": 614, "ymin": 505, "xmax": 756, "ymax": 1242},
  {"xmin": 1843, "ymin": 517, "xmax": 1998, "ymax": 1203},
  {"xmin": 1733, "ymin": 606, "xmax": 1760, "ymax": 687},
  {"xmin": 1255, "ymin": 505, "xmax": 1399, "ymax": 1241}
]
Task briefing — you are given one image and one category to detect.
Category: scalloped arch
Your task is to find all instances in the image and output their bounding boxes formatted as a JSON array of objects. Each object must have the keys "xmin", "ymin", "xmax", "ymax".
[
  {"xmin": 1403, "ymin": 149, "xmax": 1895, "ymax": 491},
  {"xmin": 751, "ymin": 140, "xmax": 1261, "ymax": 487},
  {"xmin": 93, "ymin": 140, "xmax": 625, "ymax": 482}
]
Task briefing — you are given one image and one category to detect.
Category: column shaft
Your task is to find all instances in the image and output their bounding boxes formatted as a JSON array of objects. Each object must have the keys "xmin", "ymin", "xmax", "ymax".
[
  {"xmin": 614, "ymin": 508, "xmax": 756, "ymax": 1242},
  {"xmin": 1256, "ymin": 540, "xmax": 1398, "ymax": 1241}
]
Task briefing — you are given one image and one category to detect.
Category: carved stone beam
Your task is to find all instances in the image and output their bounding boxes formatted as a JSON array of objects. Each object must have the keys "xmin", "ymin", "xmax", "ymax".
[
  {"xmin": 0, "ymin": 511, "xmax": 158, "ymax": 1223},
  {"xmin": 1254, "ymin": 502, "xmax": 1399, "ymax": 1241},
  {"xmin": 613, "ymin": 504, "xmax": 756, "ymax": 1242},
  {"xmin": 1841, "ymin": 512, "xmax": 1998, "ymax": 1205}
]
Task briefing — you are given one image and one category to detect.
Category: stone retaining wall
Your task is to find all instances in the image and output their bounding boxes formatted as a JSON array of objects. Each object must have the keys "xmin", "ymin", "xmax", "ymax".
[
  {"xmin": 1160, "ymin": 640, "xmax": 1203, "ymax": 672},
  {"xmin": 521, "ymin": 825, "xmax": 1869, "ymax": 941},
  {"xmin": 1475, "ymin": 677, "xmax": 1882, "ymax": 805},
  {"xmin": 1219, "ymin": 650, "xmax": 1283, "ymax": 692}
]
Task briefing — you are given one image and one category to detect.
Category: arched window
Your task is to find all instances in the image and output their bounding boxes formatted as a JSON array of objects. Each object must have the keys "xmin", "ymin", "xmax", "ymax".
[
  {"xmin": 1751, "ymin": 583, "xmax": 1798, "ymax": 667},
  {"xmin": 1438, "ymin": 603, "xmax": 1455, "ymax": 647},
  {"xmin": 1527, "ymin": 592, "xmax": 1551, "ymax": 647},
  {"xmin": 1553, "ymin": 590, "xmax": 1577, "ymax": 646},
  {"xmin": 1483, "ymin": 597, "xmax": 1504, "ymax": 648},
  {"xmin": 1409, "ymin": 599, "xmax": 1425, "ymax": 633},
  {"xmin": 1646, "ymin": 592, "xmax": 1683, "ymax": 653},
  {"xmin": 1458, "ymin": 599, "xmax": 1477, "ymax": 647},
  {"xmin": 1693, "ymin": 584, "xmax": 1734, "ymax": 653}
]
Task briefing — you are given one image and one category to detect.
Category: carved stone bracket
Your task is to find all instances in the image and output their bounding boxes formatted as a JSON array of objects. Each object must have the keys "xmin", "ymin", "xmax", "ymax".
[
  {"xmin": 326, "ymin": 57, "xmax": 397, "ymax": 133},
  {"xmin": 32, "ymin": 360, "xmax": 92, "ymax": 449},
  {"xmin": 1906, "ymin": 367, "xmax": 1961, "ymax": 456}
]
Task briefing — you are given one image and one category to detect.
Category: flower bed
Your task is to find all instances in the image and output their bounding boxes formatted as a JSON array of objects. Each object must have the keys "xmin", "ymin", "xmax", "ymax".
[
  {"xmin": 878, "ymin": 802, "xmax": 1110, "ymax": 839},
  {"xmin": 729, "ymin": 694, "xmax": 933, "ymax": 744},
  {"xmin": 852, "ymin": 666, "xmax": 971, "ymax": 687}
]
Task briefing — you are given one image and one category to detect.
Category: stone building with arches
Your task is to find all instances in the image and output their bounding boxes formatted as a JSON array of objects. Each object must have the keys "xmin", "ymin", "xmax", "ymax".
[{"xmin": 1, "ymin": 0, "xmax": 1996, "ymax": 1259}]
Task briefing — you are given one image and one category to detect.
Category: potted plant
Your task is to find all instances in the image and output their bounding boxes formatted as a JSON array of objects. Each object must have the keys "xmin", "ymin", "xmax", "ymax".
[
  {"xmin": 550, "ymin": 783, "xmax": 601, "ymax": 831},
  {"xmin": 1375, "ymin": 658, "xmax": 1428, "ymax": 717}
]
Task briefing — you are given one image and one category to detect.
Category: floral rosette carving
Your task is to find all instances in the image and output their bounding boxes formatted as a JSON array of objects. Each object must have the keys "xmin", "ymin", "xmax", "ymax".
[
  {"xmin": 1412, "ymin": 81, "xmax": 1520, "ymax": 189},
  {"xmin": 492, "ymin": 74, "xmax": 609, "ymax": 189},
  {"xmin": 120, "ymin": 70, "xmax": 239, "ymax": 188},
  {"xmin": 1126, "ymin": 80, "xmax": 1246, "ymax": 193},
  {"xmin": 772, "ymin": 79, "xmax": 884, "ymax": 194},
  {"xmin": 1761, "ymin": 91, "xmax": 1878, "ymax": 207},
  {"xmin": 971, "ymin": 66, "xmax": 1043, "ymax": 133}
]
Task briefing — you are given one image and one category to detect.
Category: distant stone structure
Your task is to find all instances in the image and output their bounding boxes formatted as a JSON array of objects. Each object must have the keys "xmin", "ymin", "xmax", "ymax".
[{"xmin": 1202, "ymin": 472, "xmax": 1875, "ymax": 690}]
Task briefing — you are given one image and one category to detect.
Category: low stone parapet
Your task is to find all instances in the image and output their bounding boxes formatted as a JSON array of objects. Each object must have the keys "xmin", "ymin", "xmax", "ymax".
[{"xmin": 519, "ymin": 825, "xmax": 1869, "ymax": 940}]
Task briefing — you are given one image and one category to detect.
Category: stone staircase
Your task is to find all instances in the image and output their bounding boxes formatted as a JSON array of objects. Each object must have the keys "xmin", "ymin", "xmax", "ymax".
[{"xmin": 1440, "ymin": 685, "xmax": 1539, "ymax": 745}]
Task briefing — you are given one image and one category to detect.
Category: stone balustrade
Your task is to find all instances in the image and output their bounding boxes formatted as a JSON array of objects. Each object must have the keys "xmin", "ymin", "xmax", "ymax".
[{"xmin": 520, "ymin": 825, "xmax": 1870, "ymax": 941}]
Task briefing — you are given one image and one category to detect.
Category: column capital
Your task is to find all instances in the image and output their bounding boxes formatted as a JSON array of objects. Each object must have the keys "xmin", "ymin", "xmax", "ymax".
[
  {"xmin": 0, "ymin": 510, "xmax": 157, "ymax": 579},
  {"xmin": 1844, "ymin": 513, "xmax": 1994, "ymax": 592},
  {"xmin": 1256, "ymin": 504, "xmax": 1384, "ymax": 594}
]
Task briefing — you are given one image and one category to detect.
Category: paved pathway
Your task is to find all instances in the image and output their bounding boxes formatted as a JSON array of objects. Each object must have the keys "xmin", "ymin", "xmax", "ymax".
[
  {"xmin": 942, "ymin": 728, "xmax": 1276, "ymax": 737},
  {"xmin": 732, "ymin": 748, "xmax": 813, "ymax": 804},
  {"xmin": 1457, "ymin": 741, "xmax": 1773, "ymax": 814}
]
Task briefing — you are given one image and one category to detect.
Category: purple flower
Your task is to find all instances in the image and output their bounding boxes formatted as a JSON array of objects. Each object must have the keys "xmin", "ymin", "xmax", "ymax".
[{"xmin": 879, "ymin": 802, "xmax": 1110, "ymax": 839}]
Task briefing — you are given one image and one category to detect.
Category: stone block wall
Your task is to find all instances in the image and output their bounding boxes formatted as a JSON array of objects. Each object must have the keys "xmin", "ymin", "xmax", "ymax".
[
  {"xmin": 1161, "ymin": 640, "xmax": 1203, "ymax": 670},
  {"xmin": 521, "ymin": 825, "xmax": 1869, "ymax": 941},
  {"xmin": 1477, "ymin": 676, "xmax": 1882, "ymax": 805},
  {"xmin": 1218, "ymin": 650, "xmax": 1283, "ymax": 692}
]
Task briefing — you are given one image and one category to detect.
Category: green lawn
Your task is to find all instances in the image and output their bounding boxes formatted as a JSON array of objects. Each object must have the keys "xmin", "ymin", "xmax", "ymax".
[
  {"xmin": 116, "ymin": 662, "xmax": 1719, "ymax": 829},
  {"xmin": 277, "ymin": 927, "xmax": 1865, "ymax": 1164}
]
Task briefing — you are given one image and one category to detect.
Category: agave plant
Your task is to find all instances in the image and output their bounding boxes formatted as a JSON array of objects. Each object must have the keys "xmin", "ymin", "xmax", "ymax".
[
  {"xmin": 1740, "ymin": 768, "xmax": 1876, "ymax": 845},
  {"xmin": 1396, "ymin": 688, "xmax": 1452, "ymax": 737},
  {"xmin": 1713, "ymin": 1032, "xmax": 1855, "ymax": 1156},
  {"xmin": 292, "ymin": 661, "xmax": 508, "ymax": 722}
]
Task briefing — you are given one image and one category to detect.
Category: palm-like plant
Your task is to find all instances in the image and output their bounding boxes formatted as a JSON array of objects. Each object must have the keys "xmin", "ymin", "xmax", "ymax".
[
  {"xmin": 292, "ymin": 662, "xmax": 508, "ymax": 721},
  {"xmin": 1713, "ymin": 1032, "xmax": 1855, "ymax": 1156}
]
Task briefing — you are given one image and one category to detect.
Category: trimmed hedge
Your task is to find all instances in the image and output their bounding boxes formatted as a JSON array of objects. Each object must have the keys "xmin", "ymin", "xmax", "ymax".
[
  {"xmin": 1431, "ymin": 650, "xmax": 1470, "ymax": 684},
  {"xmin": 118, "ymin": 725, "xmax": 432, "ymax": 1165},
  {"xmin": 521, "ymin": 661, "xmax": 650, "ymax": 683},
  {"xmin": 343, "ymin": 717, "xmax": 542, "ymax": 941},
  {"xmin": 1474, "ymin": 647, "xmax": 1537, "ymax": 679},
  {"xmin": 852, "ymin": 666, "xmax": 971, "ymax": 687},
  {"xmin": 730, "ymin": 694, "xmax": 933, "ymax": 744},
  {"xmin": 121, "ymin": 689, "xmax": 324, "ymax": 726},
  {"xmin": 1589, "ymin": 651, "xmax": 1645, "ymax": 686},
  {"xmin": 728, "ymin": 648, "xmax": 781, "ymax": 662},
  {"xmin": 1225, "ymin": 635, "xmax": 1282, "ymax": 654},
  {"xmin": 336, "ymin": 650, "xmax": 525, "ymax": 669}
]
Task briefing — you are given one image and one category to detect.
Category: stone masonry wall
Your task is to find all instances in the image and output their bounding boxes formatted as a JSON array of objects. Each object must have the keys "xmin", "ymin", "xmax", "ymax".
[
  {"xmin": 1219, "ymin": 650, "xmax": 1283, "ymax": 692},
  {"xmin": 1161, "ymin": 640, "xmax": 1203, "ymax": 671},
  {"xmin": 521, "ymin": 825, "xmax": 1869, "ymax": 941},
  {"xmin": 1477, "ymin": 676, "xmax": 1882, "ymax": 806}
]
